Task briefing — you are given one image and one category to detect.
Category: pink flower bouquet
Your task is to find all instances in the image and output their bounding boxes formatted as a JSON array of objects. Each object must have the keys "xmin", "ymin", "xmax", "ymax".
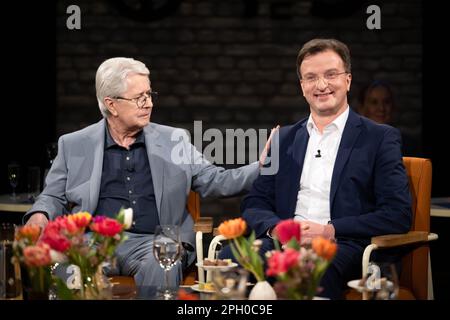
[{"xmin": 266, "ymin": 219, "xmax": 337, "ymax": 300}]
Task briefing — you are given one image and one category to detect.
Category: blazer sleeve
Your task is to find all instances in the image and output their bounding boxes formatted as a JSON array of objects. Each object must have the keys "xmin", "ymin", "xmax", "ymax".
[
  {"xmin": 174, "ymin": 132, "xmax": 259, "ymax": 197},
  {"xmin": 331, "ymin": 127, "xmax": 412, "ymax": 238},
  {"xmin": 23, "ymin": 136, "xmax": 70, "ymax": 222},
  {"xmin": 186, "ymin": 138, "xmax": 260, "ymax": 198},
  {"xmin": 241, "ymin": 172, "xmax": 282, "ymax": 238}
]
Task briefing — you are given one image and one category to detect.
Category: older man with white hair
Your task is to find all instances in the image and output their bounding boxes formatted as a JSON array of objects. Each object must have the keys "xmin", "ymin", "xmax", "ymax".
[{"xmin": 24, "ymin": 57, "xmax": 264, "ymax": 290}]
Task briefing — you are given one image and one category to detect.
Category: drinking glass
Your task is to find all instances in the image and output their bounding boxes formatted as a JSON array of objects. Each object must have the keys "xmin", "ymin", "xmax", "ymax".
[
  {"xmin": 363, "ymin": 262, "xmax": 399, "ymax": 300},
  {"xmin": 153, "ymin": 225, "xmax": 182, "ymax": 300},
  {"xmin": 7, "ymin": 163, "xmax": 20, "ymax": 200},
  {"xmin": 211, "ymin": 268, "xmax": 248, "ymax": 300}
]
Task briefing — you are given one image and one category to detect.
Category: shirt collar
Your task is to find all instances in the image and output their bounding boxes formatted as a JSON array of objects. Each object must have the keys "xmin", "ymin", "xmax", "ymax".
[
  {"xmin": 105, "ymin": 124, "xmax": 145, "ymax": 149},
  {"xmin": 306, "ymin": 105, "xmax": 350, "ymax": 136}
]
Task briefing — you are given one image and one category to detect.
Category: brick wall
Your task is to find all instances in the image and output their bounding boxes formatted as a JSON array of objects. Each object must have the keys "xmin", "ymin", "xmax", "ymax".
[{"xmin": 56, "ymin": 0, "xmax": 422, "ymax": 220}]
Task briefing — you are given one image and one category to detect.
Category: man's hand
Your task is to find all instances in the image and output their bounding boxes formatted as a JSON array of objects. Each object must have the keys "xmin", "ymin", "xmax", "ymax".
[
  {"xmin": 25, "ymin": 212, "xmax": 49, "ymax": 234},
  {"xmin": 259, "ymin": 125, "xmax": 280, "ymax": 167},
  {"xmin": 300, "ymin": 220, "xmax": 335, "ymax": 245}
]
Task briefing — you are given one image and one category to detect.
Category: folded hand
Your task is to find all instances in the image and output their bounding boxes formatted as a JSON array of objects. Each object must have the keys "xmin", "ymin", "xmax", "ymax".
[{"xmin": 300, "ymin": 220, "xmax": 335, "ymax": 245}]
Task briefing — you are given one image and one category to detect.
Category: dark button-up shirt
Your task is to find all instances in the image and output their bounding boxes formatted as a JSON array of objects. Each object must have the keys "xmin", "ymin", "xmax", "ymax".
[{"xmin": 94, "ymin": 126, "xmax": 159, "ymax": 233}]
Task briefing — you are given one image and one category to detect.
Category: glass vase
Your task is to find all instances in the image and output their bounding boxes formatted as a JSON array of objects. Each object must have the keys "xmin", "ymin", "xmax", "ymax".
[
  {"xmin": 80, "ymin": 265, "xmax": 112, "ymax": 300},
  {"xmin": 21, "ymin": 265, "xmax": 51, "ymax": 300}
]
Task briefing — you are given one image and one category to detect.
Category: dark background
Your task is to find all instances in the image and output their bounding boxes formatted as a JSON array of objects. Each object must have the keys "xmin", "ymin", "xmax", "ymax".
[
  {"xmin": 3, "ymin": 0, "xmax": 436, "ymax": 200},
  {"xmin": 0, "ymin": 0, "xmax": 448, "ymax": 300}
]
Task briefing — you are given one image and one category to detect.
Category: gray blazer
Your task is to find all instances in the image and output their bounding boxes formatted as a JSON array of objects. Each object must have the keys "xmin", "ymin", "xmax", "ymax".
[{"xmin": 25, "ymin": 119, "xmax": 259, "ymax": 247}]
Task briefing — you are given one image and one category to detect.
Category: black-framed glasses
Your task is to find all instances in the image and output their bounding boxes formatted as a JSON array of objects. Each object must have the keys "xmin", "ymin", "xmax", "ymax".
[
  {"xmin": 114, "ymin": 91, "xmax": 158, "ymax": 108},
  {"xmin": 301, "ymin": 71, "xmax": 348, "ymax": 86}
]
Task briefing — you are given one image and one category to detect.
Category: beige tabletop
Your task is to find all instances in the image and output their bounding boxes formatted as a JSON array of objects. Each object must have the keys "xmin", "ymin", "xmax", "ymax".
[
  {"xmin": 0, "ymin": 193, "xmax": 33, "ymax": 213},
  {"xmin": 431, "ymin": 197, "xmax": 450, "ymax": 218}
]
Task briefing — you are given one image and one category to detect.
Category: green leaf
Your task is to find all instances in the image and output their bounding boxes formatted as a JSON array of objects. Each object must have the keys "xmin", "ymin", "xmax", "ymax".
[
  {"xmin": 286, "ymin": 238, "xmax": 300, "ymax": 250},
  {"xmin": 54, "ymin": 276, "xmax": 76, "ymax": 300}
]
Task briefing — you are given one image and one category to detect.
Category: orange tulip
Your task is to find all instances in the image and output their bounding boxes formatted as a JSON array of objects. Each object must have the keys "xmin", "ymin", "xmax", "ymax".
[
  {"xmin": 312, "ymin": 237, "xmax": 337, "ymax": 261},
  {"xmin": 15, "ymin": 225, "xmax": 41, "ymax": 243},
  {"xmin": 69, "ymin": 211, "xmax": 92, "ymax": 228},
  {"xmin": 218, "ymin": 218, "xmax": 247, "ymax": 239}
]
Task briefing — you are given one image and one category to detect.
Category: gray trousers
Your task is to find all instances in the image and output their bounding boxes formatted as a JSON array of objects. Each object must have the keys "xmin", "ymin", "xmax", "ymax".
[{"xmin": 109, "ymin": 232, "xmax": 193, "ymax": 288}]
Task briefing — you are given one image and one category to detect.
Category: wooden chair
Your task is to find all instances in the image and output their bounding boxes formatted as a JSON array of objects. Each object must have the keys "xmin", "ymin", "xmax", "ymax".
[
  {"xmin": 346, "ymin": 157, "xmax": 438, "ymax": 300},
  {"xmin": 109, "ymin": 191, "xmax": 212, "ymax": 298}
]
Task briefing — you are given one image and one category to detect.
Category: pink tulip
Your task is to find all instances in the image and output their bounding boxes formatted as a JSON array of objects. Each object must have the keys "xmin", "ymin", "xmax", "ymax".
[
  {"xmin": 40, "ymin": 222, "xmax": 71, "ymax": 252},
  {"xmin": 23, "ymin": 243, "xmax": 52, "ymax": 267},
  {"xmin": 266, "ymin": 248, "xmax": 300, "ymax": 276},
  {"xmin": 90, "ymin": 216, "xmax": 123, "ymax": 237},
  {"xmin": 273, "ymin": 219, "xmax": 302, "ymax": 245}
]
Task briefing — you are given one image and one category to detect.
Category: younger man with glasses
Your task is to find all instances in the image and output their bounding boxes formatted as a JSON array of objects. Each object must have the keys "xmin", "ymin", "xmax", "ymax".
[
  {"xmin": 220, "ymin": 38, "xmax": 412, "ymax": 299},
  {"xmin": 23, "ymin": 57, "xmax": 264, "ymax": 289}
]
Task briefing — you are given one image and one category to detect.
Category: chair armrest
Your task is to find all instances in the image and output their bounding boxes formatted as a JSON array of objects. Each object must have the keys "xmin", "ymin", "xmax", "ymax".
[
  {"xmin": 194, "ymin": 217, "xmax": 213, "ymax": 233},
  {"xmin": 362, "ymin": 231, "xmax": 438, "ymax": 278},
  {"xmin": 371, "ymin": 231, "xmax": 437, "ymax": 248}
]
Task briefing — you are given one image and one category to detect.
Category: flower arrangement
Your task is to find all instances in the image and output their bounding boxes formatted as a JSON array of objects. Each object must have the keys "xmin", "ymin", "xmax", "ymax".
[
  {"xmin": 217, "ymin": 218, "xmax": 265, "ymax": 282},
  {"xmin": 13, "ymin": 208, "xmax": 132, "ymax": 299},
  {"xmin": 266, "ymin": 219, "xmax": 337, "ymax": 300},
  {"xmin": 13, "ymin": 225, "xmax": 52, "ymax": 297}
]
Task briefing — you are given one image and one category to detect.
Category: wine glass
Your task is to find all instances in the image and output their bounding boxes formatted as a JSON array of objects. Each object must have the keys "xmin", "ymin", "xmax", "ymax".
[
  {"xmin": 363, "ymin": 262, "xmax": 399, "ymax": 300},
  {"xmin": 7, "ymin": 163, "xmax": 20, "ymax": 200},
  {"xmin": 153, "ymin": 225, "xmax": 182, "ymax": 300}
]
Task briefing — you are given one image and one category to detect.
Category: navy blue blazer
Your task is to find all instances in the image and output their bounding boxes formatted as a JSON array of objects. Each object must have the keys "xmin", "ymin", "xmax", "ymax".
[{"xmin": 242, "ymin": 109, "xmax": 412, "ymax": 240}]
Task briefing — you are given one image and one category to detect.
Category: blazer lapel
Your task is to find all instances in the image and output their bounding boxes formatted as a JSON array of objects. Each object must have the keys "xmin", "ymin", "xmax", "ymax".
[
  {"xmin": 286, "ymin": 123, "xmax": 309, "ymax": 215},
  {"xmin": 88, "ymin": 120, "xmax": 106, "ymax": 213},
  {"xmin": 144, "ymin": 124, "xmax": 165, "ymax": 218},
  {"xmin": 330, "ymin": 110, "xmax": 362, "ymax": 211}
]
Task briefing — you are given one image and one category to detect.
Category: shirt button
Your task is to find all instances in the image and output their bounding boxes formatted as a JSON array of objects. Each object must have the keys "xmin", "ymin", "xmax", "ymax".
[
  {"xmin": 127, "ymin": 177, "xmax": 131, "ymax": 181},
  {"xmin": 132, "ymin": 200, "xmax": 136, "ymax": 205},
  {"xmin": 126, "ymin": 156, "xmax": 130, "ymax": 161},
  {"xmin": 129, "ymin": 190, "xmax": 132, "ymax": 194}
]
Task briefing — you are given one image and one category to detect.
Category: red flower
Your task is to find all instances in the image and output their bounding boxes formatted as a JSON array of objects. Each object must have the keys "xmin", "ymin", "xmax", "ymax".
[
  {"xmin": 55, "ymin": 216, "xmax": 80, "ymax": 235},
  {"xmin": 266, "ymin": 248, "xmax": 300, "ymax": 276},
  {"xmin": 273, "ymin": 219, "xmax": 301, "ymax": 245},
  {"xmin": 90, "ymin": 216, "xmax": 123, "ymax": 237},
  {"xmin": 23, "ymin": 243, "xmax": 52, "ymax": 267},
  {"xmin": 40, "ymin": 221, "xmax": 71, "ymax": 252}
]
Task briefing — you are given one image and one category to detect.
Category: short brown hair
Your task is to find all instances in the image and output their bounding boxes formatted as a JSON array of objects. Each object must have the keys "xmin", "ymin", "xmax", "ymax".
[{"xmin": 296, "ymin": 38, "xmax": 351, "ymax": 79}]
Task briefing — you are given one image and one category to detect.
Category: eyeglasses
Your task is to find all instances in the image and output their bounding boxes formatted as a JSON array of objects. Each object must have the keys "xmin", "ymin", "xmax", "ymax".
[
  {"xmin": 114, "ymin": 91, "xmax": 158, "ymax": 108},
  {"xmin": 301, "ymin": 71, "xmax": 348, "ymax": 86}
]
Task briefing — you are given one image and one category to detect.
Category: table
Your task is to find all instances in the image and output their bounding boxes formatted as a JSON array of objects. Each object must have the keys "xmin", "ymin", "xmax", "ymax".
[
  {"xmin": 431, "ymin": 197, "xmax": 450, "ymax": 218},
  {"xmin": 0, "ymin": 193, "xmax": 33, "ymax": 213},
  {"xmin": 430, "ymin": 197, "xmax": 450, "ymax": 299}
]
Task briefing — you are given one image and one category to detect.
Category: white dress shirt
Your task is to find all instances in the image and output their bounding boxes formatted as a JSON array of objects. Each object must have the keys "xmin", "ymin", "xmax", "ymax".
[{"xmin": 294, "ymin": 107, "xmax": 349, "ymax": 225}]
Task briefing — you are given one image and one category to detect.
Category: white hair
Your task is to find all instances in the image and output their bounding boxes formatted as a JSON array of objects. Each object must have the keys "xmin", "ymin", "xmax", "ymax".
[{"xmin": 95, "ymin": 57, "xmax": 150, "ymax": 118}]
